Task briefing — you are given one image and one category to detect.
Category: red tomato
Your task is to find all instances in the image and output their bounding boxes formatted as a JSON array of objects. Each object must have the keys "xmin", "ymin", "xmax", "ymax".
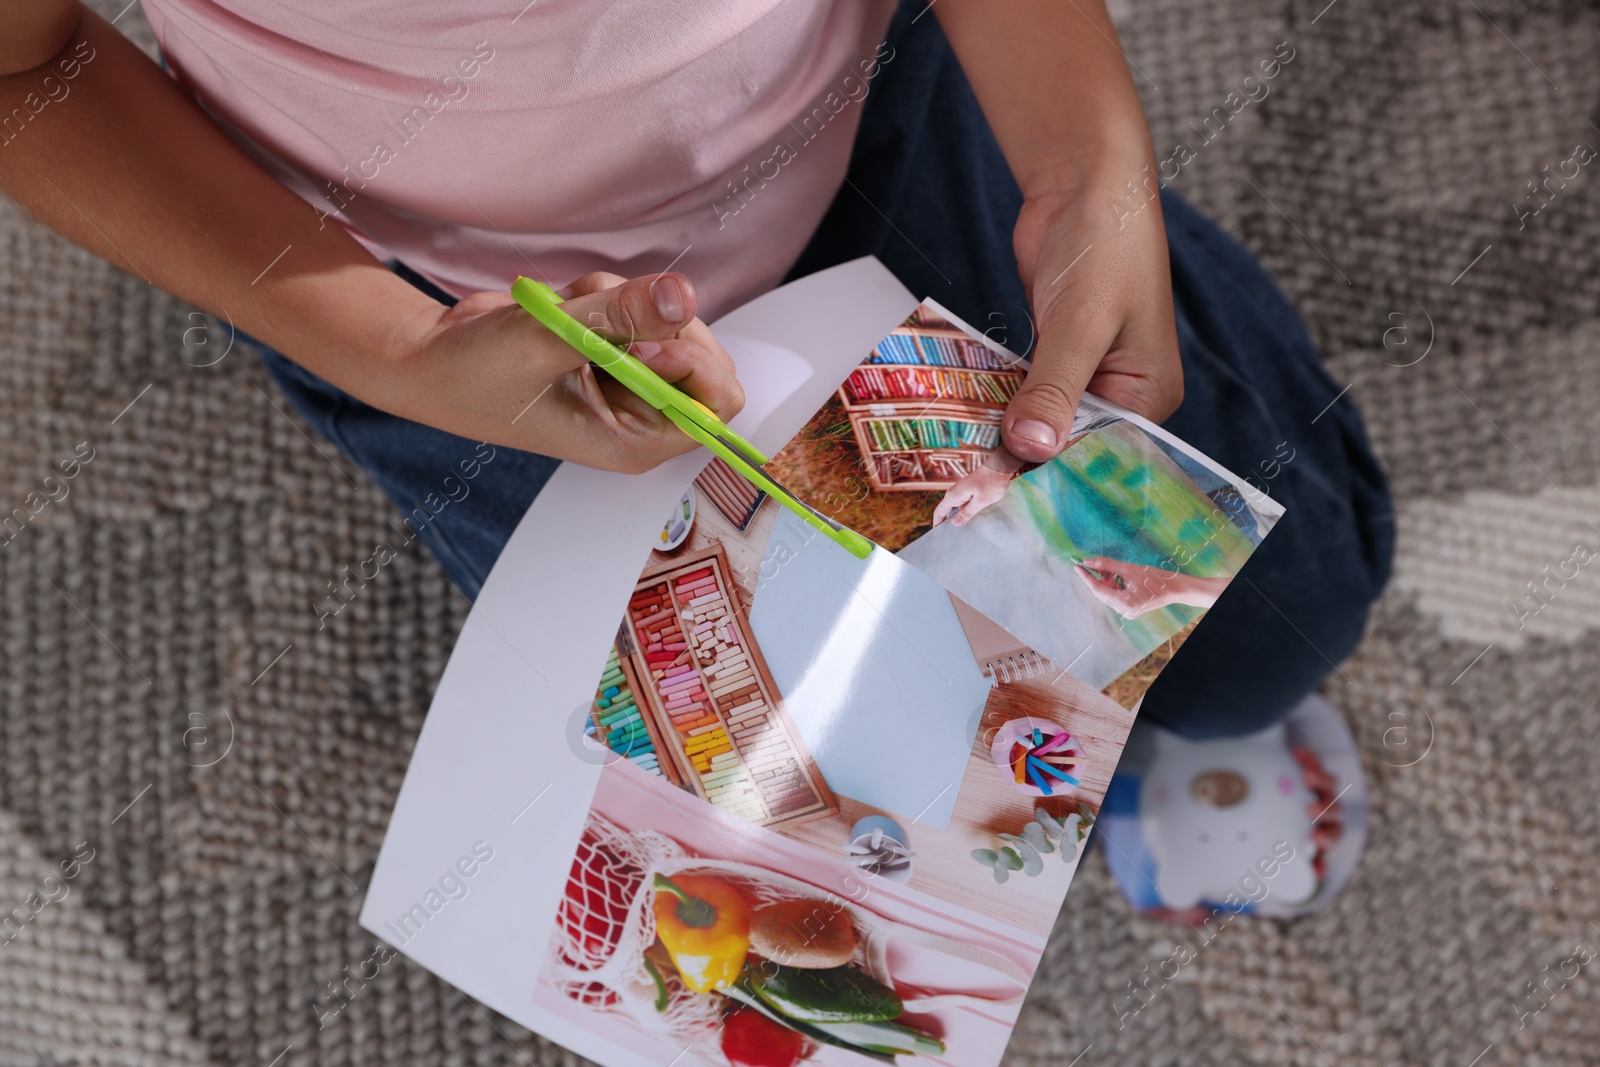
[
  {"xmin": 558, "ymin": 835, "xmax": 638, "ymax": 965},
  {"xmin": 721, "ymin": 1007, "xmax": 805, "ymax": 1067}
]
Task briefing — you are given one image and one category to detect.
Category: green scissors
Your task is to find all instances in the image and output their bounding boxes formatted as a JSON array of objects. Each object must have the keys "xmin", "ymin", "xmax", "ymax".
[{"xmin": 510, "ymin": 277, "xmax": 874, "ymax": 560}]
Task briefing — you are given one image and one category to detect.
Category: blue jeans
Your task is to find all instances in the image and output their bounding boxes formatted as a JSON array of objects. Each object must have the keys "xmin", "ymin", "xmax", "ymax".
[{"xmin": 262, "ymin": 0, "xmax": 1393, "ymax": 740}]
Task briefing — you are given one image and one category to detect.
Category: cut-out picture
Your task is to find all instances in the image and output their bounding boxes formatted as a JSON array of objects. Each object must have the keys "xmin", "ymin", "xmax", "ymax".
[
  {"xmin": 904, "ymin": 400, "xmax": 1278, "ymax": 702},
  {"xmin": 765, "ymin": 303, "xmax": 1026, "ymax": 551},
  {"xmin": 584, "ymin": 457, "xmax": 994, "ymax": 833},
  {"xmin": 764, "ymin": 301, "xmax": 1283, "ymax": 706}
]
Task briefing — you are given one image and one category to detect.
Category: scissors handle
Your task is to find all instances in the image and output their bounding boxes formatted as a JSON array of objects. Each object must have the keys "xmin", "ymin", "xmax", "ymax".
[
  {"xmin": 510, "ymin": 276, "xmax": 872, "ymax": 560},
  {"xmin": 510, "ymin": 277, "xmax": 766, "ymax": 465},
  {"xmin": 662, "ymin": 407, "xmax": 874, "ymax": 559}
]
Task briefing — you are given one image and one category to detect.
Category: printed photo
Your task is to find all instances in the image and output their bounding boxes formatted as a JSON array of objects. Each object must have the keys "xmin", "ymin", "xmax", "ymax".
[
  {"xmin": 764, "ymin": 301, "xmax": 1283, "ymax": 707},
  {"xmin": 535, "ymin": 771, "xmax": 1034, "ymax": 1067},
  {"xmin": 544, "ymin": 662, "xmax": 1132, "ymax": 1067},
  {"xmin": 765, "ymin": 303, "xmax": 1025, "ymax": 552}
]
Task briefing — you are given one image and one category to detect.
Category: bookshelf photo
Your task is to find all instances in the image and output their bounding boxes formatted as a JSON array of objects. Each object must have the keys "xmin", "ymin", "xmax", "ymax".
[{"xmin": 838, "ymin": 309, "xmax": 1027, "ymax": 493}]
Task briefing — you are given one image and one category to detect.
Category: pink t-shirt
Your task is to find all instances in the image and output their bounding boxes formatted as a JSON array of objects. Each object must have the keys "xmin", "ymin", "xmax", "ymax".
[{"xmin": 141, "ymin": 0, "xmax": 898, "ymax": 319}]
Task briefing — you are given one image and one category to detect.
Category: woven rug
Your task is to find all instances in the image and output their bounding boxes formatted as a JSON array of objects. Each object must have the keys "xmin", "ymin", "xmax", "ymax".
[{"xmin": 3, "ymin": 0, "xmax": 1598, "ymax": 1063}]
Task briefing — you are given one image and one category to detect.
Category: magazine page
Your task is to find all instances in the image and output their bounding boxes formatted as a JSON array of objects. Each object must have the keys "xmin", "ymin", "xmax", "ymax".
[{"xmin": 361, "ymin": 261, "xmax": 1283, "ymax": 1067}]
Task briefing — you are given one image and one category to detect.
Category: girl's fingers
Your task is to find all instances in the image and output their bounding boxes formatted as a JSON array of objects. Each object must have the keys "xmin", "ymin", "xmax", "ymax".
[
  {"xmin": 561, "ymin": 272, "xmax": 701, "ymax": 345},
  {"xmin": 628, "ymin": 338, "xmax": 744, "ymax": 422},
  {"xmin": 664, "ymin": 317, "xmax": 738, "ymax": 381},
  {"xmin": 549, "ymin": 272, "xmax": 744, "ymax": 428},
  {"xmin": 559, "ymin": 271, "xmax": 626, "ymax": 299}
]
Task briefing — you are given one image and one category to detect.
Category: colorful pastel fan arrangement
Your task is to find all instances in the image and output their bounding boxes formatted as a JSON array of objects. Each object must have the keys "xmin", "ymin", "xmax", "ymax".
[{"xmin": 990, "ymin": 720, "xmax": 1082, "ymax": 797}]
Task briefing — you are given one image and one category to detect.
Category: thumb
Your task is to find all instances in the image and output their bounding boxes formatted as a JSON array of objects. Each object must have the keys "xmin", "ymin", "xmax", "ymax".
[
  {"xmin": 560, "ymin": 272, "xmax": 699, "ymax": 346},
  {"xmin": 1001, "ymin": 312, "xmax": 1113, "ymax": 463}
]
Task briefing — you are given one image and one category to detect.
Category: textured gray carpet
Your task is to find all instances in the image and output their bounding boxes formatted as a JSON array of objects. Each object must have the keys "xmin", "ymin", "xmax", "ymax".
[{"xmin": 4, "ymin": 0, "xmax": 1599, "ymax": 1064}]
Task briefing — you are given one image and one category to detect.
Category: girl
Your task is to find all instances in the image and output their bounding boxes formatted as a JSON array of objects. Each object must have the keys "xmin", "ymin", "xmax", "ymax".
[{"xmin": 0, "ymin": 0, "xmax": 1392, "ymax": 908}]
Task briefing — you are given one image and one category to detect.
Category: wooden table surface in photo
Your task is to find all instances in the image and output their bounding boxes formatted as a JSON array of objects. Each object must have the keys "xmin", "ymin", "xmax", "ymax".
[
  {"xmin": 778, "ymin": 676, "xmax": 1138, "ymax": 939},
  {"xmin": 648, "ymin": 486, "xmax": 778, "ymax": 609}
]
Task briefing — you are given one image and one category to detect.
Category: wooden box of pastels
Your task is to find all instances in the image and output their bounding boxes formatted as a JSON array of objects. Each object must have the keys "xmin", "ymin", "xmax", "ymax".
[
  {"xmin": 589, "ymin": 546, "xmax": 837, "ymax": 828},
  {"xmin": 838, "ymin": 321, "xmax": 1025, "ymax": 493}
]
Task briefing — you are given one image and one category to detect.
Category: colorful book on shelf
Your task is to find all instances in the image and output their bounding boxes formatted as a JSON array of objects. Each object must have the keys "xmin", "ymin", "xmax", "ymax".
[
  {"xmin": 868, "ymin": 330, "xmax": 1015, "ymax": 371},
  {"xmin": 842, "ymin": 317, "xmax": 1026, "ymax": 491},
  {"xmin": 864, "ymin": 415, "xmax": 1003, "ymax": 452},
  {"xmin": 843, "ymin": 365, "xmax": 1021, "ymax": 405}
]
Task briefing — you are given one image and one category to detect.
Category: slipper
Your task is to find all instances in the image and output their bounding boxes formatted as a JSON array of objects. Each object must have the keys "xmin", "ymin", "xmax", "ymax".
[{"xmin": 1096, "ymin": 693, "xmax": 1368, "ymax": 921}]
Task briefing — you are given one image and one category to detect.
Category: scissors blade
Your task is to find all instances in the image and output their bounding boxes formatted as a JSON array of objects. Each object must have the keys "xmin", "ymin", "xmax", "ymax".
[
  {"xmin": 709, "ymin": 433, "xmax": 851, "ymax": 535},
  {"xmin": 664, "ymin": 410, "xmax": 872, "ymax": 558}
]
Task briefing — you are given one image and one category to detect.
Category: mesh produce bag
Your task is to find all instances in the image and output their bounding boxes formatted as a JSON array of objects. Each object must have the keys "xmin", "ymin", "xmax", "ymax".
[{"xmin": 546, "ymin": 814, "xmax": 1031, "ymax": 1054}]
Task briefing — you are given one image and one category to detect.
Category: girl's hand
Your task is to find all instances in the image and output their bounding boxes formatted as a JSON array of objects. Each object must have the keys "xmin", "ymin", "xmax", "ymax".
[
  {"xmin": 382, "ymin": 271, "xmax": 744, "ymax": 474},
  {"xmin": 0, "ymin": 8, "xmax": 736, "ymax": 479},
  {"xmin": 931, "ymin": 0, "xmax": 1186, "ymax": 465},
  {"xmin": 1003, "ymin": 176, "xmax": 1184, "ymax": 463},
  {"xmin": 1073, "ymin": 556, "xmax": 1229, "ymax": 619}
]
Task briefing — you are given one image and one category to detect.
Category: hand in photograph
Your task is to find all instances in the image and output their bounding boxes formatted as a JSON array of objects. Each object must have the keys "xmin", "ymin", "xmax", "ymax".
[
  {"xmin": 932, "ymin": 447, "xmax": 1027, "ymax": 526},
  {"xmin": 932, "ymin": 466, "xmax": 1007, "ymax": 527},
  {"xmin": 1072, "ymin": 557, "xmax": 1230, "ymax": 619}
]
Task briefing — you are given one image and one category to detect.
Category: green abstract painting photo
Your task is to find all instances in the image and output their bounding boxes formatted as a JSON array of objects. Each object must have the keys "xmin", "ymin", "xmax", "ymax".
[{"xmin": 898, "ymin": 398, "xmax": 1282, "ymax": 703}]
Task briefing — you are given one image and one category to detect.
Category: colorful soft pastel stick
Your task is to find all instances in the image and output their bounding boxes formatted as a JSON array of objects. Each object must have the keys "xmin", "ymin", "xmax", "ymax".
[
  {"xmin": 1029, "ymin": 756, "xmax": 1075, "ymax": 783},
  {"xmin": 1034, "ymin": 731, "xmax": 1074, "ymax": 756}
]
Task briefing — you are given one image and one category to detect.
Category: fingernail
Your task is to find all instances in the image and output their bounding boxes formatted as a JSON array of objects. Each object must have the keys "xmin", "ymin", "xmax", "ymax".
[
  {"xmin": 651, "ymin": 276, "xmax": 686, "ymax": 324},
  {"xmin": 631, "ymin": 340, "xmax": 662, "ymax": 360},
  {"xmin": 1010, "ymin": 418, "xmax": 1058, "ymax": 452}
]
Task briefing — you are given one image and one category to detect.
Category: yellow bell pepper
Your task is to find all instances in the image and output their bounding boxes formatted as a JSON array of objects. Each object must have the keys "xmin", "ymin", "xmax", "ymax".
[{"xmin": 651, "ymin": 873, "xmax": 750, "ymax": 993}]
